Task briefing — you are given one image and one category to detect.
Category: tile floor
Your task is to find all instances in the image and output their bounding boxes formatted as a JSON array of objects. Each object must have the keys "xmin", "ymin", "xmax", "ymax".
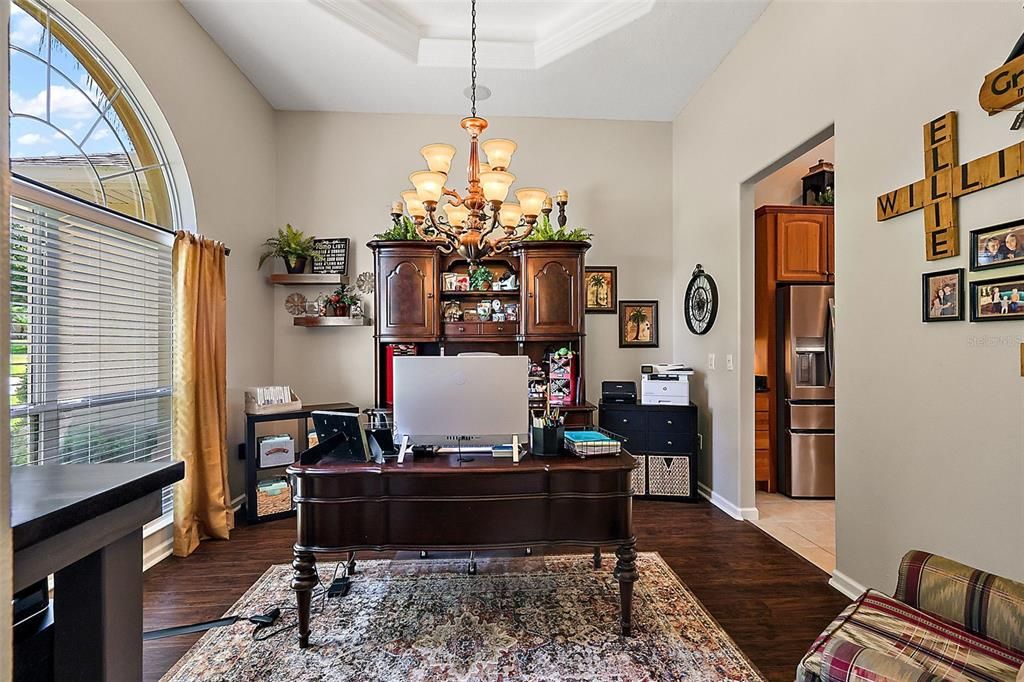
[{"xmin": 751, "ymin": 492, "xmax": 835, "ymax": 574}]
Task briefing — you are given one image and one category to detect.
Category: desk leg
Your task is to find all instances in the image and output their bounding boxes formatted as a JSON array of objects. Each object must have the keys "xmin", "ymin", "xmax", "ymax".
[
  {"xmin": 346, "ymin": 551, "xmax": 357, "ymax": 575},
  {"xmin": 593, "ymin": 547, "xmax": 602, "ymax": 569},
  {"xmin": 613, "ymin": 542, "xmax": 637, "ymax": 637},
  {"xmin": 53, "ymin": 529, "xmax": 143, "ymax": 681},
  {"xmin": 291, "ymin": 551, "xmax": 317, "ymax": 648}
]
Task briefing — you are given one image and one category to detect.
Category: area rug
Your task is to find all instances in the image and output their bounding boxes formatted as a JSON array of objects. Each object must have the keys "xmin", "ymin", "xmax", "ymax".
[{"xmin": 162, "ymin": 552, "xmax": 764, "ymax": 681}]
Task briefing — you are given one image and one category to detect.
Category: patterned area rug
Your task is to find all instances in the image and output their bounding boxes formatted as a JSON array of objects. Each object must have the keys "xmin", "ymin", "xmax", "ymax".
[{"xmin": 163, "ymin": 552, "xmax": 763, "ymax": 681}]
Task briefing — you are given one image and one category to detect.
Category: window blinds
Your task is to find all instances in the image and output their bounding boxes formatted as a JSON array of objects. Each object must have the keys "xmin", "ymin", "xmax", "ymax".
[{"xmin": 9, "ymin": 178, "xmax": 174, "ymax": 513}]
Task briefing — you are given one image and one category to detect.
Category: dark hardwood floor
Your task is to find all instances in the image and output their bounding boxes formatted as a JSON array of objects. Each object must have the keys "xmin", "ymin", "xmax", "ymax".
[{"xmin": 143, "ymin": 500, "xmax": 849, "ymax": 681}]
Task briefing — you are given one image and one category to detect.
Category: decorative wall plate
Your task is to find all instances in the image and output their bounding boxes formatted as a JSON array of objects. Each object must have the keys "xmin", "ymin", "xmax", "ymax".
[
  {"xmin": 285, "ymin": 293, "xmax": 307, "ymax": 316},
  {"xmin": 684, "ymin": 264, "xmax": 718, "ymax": 335}
]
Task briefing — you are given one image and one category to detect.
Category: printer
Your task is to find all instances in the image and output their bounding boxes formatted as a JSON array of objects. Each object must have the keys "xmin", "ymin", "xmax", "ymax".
[{"xmin": 640, "ymin": 363, "xmax": 694, "ymax": 406}]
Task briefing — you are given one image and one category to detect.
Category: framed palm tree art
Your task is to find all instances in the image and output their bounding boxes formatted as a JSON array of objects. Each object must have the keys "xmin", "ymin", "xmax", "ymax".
[
  {"xmin": 618, "ymin": 300, "xmax": 659, "ymax": 348},
  {"xmin": 584, "ymin": 266, "xmax": 617, "ymax": 313}
]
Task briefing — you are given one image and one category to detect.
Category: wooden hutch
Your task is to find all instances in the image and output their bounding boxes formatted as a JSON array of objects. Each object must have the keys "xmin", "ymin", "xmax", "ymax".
[{"xmin": 369, "ymin": 239, "xmax": 596, "ymax": 426}]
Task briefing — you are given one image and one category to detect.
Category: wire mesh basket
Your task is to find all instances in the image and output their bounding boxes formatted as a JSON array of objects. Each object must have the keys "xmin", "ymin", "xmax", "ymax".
[{"xmin": 563, "ymin": 426, "xmax": 627, "ymax": 458}]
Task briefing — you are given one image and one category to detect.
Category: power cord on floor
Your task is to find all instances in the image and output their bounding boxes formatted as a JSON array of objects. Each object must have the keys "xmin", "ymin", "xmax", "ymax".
[{"xmin": 251, "ymin": 561, "xmax": 348, "ymax": 643}]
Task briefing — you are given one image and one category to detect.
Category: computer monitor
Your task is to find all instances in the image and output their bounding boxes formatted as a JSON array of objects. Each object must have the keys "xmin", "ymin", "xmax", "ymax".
[{"xmin": 393, "ymin": 355, "xmax": 529, "ymax": 454}]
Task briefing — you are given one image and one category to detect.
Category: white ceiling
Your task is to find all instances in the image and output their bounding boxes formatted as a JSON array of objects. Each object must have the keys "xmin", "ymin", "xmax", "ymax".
[{"xmin": 182, "ymin": 0, "xmax": 769, "ymax": 121}]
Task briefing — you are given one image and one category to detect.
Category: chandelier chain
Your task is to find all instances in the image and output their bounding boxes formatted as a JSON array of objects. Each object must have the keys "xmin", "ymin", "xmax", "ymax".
[{"xmin": 470, "ymin": 0, "xmax": 477, "ymax": 117}]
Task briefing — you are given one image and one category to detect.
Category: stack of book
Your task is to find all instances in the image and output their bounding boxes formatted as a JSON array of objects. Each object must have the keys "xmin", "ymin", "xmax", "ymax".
[{"xmin": 563, "ymin": 430, "xmax": 622, "ymax": 458}]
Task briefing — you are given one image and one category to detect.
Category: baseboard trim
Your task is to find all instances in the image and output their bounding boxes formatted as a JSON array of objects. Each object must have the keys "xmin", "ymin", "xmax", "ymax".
[
  {"xmin": 829, "ymin": 569, "xmax": 867, "ymax": 600},
  {"xmin": 697, "ymin": 482, "xmax": 759, "ymax": 521}
]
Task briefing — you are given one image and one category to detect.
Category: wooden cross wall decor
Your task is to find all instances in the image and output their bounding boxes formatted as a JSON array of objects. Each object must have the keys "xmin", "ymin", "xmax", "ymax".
[{"xmin": 876, "ymin": 111, "xmax": 1024, "ymax": 261}]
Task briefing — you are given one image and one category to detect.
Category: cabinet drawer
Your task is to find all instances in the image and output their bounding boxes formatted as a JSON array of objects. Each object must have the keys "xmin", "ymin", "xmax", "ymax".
[
  {"xmin": 478, "ymin": 321, "xmax": 516, "ymax": 336},
  {"xmin": 755, "ymin": 411, "xmax": 769, "ymax": 431},
  {"xmin": 611, "ymin": 429, "xmax": 646, "ymax": 451},
  {"xmin": 647, "ymin": 433, "xmax": 692, "ymax": 454},
  {"xmin": 601, "ymin": 409, "xmax": 646, "ymax": 431},
  {"xmin": 648, "ymin": 411, "xmax": 695, "ymax": 435},
  {"xmin": 647, "ymin": 455, "xmax": 693, "ymax": 497},
  {"xmin": 444, "ymin": 322, "xmax": 480, "ymax": 336},
  {"xmin": 755, "ymin": 429, "xmax": 770, "ymax": 450},
  {"xmin": 755, "ymin": 392, "xmax": 769, "ymax": 411}
]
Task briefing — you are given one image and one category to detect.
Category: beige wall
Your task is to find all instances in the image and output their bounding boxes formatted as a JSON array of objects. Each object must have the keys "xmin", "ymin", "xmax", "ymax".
[
  {"xmin": 273, "ymin": 112, "xmax": 674, "ymax": 409},
  {"xmin": 754, "ymin": 137, "xmax": 834, "ymax": 207},
  {"xmin": 68, "ymin": 0, "xmax": 278, "ymax": 495},
  {"xmin": 673, "ymin": 0, "xmax": 1024, "ymax": 591}
]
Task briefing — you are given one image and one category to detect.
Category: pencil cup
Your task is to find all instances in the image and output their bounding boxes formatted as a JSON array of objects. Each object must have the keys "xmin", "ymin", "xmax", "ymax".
[{"xmin": 531, "ymin": 425, "xmax": 564, "ymax": 456}]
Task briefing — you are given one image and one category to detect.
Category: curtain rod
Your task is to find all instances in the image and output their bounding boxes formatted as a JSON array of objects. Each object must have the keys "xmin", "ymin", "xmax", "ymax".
[{"xmin": 10, "ymin": 173, "xmax": 231, "ymax": 256}]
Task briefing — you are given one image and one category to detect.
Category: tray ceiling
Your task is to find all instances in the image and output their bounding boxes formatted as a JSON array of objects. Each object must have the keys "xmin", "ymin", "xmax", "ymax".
[{"xmin": 182, "ymin": 0, "xmax": 769, "ymax": 121}]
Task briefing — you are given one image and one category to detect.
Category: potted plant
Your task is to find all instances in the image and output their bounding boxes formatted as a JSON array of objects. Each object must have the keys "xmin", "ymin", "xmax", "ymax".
[
  {"xmin": 525, "ymin": 213, "xmax": 592, "ymax": 242},
  {"xmin": 469, "ymin": 264, "xmax": 494, "ymax": 291},
  {"xmin": 374, "ymin": 216, "xmax": 423, "ymax": 241},
  {"xmin": 258, "ymin": 224, "xmax": 319, "ymax": 274}
]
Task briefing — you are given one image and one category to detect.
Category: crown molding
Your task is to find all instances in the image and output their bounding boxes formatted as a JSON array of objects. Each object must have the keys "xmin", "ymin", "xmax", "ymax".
[
  {"xmin": 311, "ymin": 0, "xmax": 419, "ymax": 62},
  {"xmin": 534, "ymin": 0, "xmax": 654, "ymax": 68},
  {"xmin": 311, "ymin": 0, "xmax": 654, "ymax": 70}
]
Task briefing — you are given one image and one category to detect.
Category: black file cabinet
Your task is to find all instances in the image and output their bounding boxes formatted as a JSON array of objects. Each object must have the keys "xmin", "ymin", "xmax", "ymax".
[{"xmin": 599, "ymin": 402, "xmax": 699, "ymax": 501}]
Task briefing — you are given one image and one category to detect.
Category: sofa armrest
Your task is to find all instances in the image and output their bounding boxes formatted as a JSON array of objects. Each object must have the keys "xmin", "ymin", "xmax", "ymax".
[
  {"xmin": 895, "ymin": 550, "xmax": 1024, "ymax": 654},
  {"xmin": 820, "ymin": 638, "xmax": 944, "ymax": 682}
]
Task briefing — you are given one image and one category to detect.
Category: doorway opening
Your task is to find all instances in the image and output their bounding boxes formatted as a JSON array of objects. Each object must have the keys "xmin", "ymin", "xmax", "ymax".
[{"xmin": 750, "ymin": 135, "xmax": 836, "ymax": 574}]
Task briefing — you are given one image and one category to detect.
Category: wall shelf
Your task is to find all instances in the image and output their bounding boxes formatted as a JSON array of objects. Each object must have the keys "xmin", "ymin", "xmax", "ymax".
[
  {"xmin": 268, "ymin": 273, "xmax": 348, "ymax": 286},
  {"xmin": 293, "ymin": 316, "xmax": 371, "ymax": 327}
]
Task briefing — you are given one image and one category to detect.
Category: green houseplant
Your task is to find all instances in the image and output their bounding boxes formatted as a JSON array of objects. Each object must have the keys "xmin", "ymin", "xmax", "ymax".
[
  {"xmin": 469, "ymin": 264, "xmax": 494, "ymax": 291},
  {"xmin": 258, "ymin": 224, "xmax": 319, "ymax": 274},
  {"xmin": 374, "ymin": 216, "xmax": 422, "ymax": 241},
  {"xmin": 525, "ymin": 213, "xmax": 592, "ymax": 242}
]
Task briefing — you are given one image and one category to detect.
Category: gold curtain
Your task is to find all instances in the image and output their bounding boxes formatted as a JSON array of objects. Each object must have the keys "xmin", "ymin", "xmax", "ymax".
[{"xmin": 172, "ymin": 232, "xmax": 232, "ymax": 557}]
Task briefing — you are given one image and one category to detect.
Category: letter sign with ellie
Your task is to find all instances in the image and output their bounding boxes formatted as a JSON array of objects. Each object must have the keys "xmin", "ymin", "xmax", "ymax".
[
  {"xmin": 980, "ymin": 33, "xmax": 1024, "ymax": 116},
  {"xmin": 876, "ymin": 111, "xmax": 1024, "ymax": 261},
  {"xmin": 684, "ymin": 264, "xmax": 718, "ymax": 335}
]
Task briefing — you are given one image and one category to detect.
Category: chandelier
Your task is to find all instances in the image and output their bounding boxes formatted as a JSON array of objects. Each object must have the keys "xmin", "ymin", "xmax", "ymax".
[{"xmin": 389, "ymin": 0, "xmax": 562, "ymax": 262}]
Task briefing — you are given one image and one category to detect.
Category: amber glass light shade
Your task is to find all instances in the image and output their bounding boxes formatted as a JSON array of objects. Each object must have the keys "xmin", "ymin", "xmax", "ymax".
[
  {"xmin": 401, "ymin": 189, "xmax": 426, "ymax": 218},
  {"xmin": 409, "ymin": 171, "xmax": 446, "ymax": 203},
  {"xmin": 479, "ymin": 171, "xmax": 515, "ymax": 203},
  {"xmin": 443, "ymin": 203, "xmax": 470, "ymax": 227},
  {"xmin": 499, "ymin": 202, "xmax": 523, "ymax": 229},
  {"xmin": 420, "ymin": 143, "xmax": 457, "ymax": 174},
  {"xmin": 515, "ymin": 187, "xmax": 548, "ymax": 216},
  {"xmin": 481, "ymin": 138, "xmax": 517, "ymax": 171}
]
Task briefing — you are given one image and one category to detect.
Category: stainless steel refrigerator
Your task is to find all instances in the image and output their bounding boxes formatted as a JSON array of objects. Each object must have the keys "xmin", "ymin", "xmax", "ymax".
[{"xmin": 777, "ymin": 284, "xmax": 835, "ymax": 498}]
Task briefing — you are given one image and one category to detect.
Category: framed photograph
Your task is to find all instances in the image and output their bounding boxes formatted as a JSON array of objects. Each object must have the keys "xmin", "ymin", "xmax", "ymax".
[
  {"xmin": 970, "ymin": 274, "xmax": 1024, "ymax": 322},
  {"xmin": 921, "ymin": 268, "xmax": 964, "ymax": 322},
  {"xmin": 618, "ymin": 300, "xmax": 659, "ymax": 348},
  {"xmin": 455, "ymin": 274, "xmax": 470, "ymax": 291},
  {"xmin": 311, "ymin": 238, "xmax": 349, "ymax": 275},
  {"xmin": 442, "ymin": 272, "xmax": 459, "ymax": 291},
  {"xmin": 970, "ymin": 218, "xmax": 1024, "ymax": 272},
  {"xmin": 585, "ymin": 266, "xmax": 617, "ymax": 314}
]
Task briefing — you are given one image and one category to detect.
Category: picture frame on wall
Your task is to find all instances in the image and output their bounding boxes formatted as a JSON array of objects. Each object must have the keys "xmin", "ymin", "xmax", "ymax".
[
  {"xmin": 618, "ymin": 300, "xmax": 659, "ymax": 348},
  {"xmin": 969, "ymin": 273, "xmax": 1024, "ymax": 322},
  {"xmin": 921, "ymin": 268, "xmax": 964, "ymax": 322},
  {"xmin": 584, "ymin": 266, "xmax": 617, "ymax": 313},
  {"xmin": 969, "ymin": 218, "xmax": 1024, "ymax": 272}
]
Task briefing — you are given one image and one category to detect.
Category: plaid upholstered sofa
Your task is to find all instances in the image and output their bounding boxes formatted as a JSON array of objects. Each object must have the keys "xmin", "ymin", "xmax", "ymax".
[{"xmin": 798, "ymin": 550, "xmax": 1024, "ymax": 681}]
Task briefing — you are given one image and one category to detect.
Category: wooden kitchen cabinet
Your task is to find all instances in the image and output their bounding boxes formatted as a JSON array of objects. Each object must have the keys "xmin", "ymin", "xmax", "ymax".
[
  {"xmin": 776, "ymin": 208, "xmax": 833, "ymax": 282},
  {"xmin": 373, "ymin": 243, "xmax": 439, "ymax": 340}
]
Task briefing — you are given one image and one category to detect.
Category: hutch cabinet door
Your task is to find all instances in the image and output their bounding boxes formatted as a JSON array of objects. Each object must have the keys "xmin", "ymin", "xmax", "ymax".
[
  {"xmin": 524, "ymin": 254, "xmax": 581, "ymax": 335},
  {"xmin": 376, "ymin": 252, "xmax": 438, "ymax": 338},
  {"xmin": 776, "ymin": 212, "xmax": 830, "ymax": 282}
]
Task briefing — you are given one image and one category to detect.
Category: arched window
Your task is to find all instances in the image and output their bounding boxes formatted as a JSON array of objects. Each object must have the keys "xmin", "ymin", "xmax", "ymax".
[{"xmin": 8, "ymin": 0, "xmax": 179, "ymax": 228}]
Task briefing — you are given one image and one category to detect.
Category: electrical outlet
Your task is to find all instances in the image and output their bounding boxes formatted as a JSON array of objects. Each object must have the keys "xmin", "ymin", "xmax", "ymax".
[
  {"xmin": 726, "ymin": 354, "xmax": 734, "ymax": 371},
  {"xmin": 708, "ymin": 353, "xmax": 716, "ymax": 370}
]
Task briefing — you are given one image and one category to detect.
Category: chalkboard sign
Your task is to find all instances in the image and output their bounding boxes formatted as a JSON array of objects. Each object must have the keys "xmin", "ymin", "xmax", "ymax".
[{"xmin": 312, "ymin": 238, "xmax": 349, "ymax": 275}]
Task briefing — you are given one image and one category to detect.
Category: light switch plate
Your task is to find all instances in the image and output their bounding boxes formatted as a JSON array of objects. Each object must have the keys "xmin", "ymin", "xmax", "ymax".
[{"xmin": 708, "ymin": 353, "xmax": 716, "ymax": 370}]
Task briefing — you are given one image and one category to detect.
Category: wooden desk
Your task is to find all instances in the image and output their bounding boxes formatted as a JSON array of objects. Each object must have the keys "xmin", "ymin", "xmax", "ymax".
[
  {"xmin": 287, "ymin": 451, "xmax": 637, "ymax": 648},
  {"xmin": 12, "ymin": 462, "xmax": 184, "ymax": 681}
]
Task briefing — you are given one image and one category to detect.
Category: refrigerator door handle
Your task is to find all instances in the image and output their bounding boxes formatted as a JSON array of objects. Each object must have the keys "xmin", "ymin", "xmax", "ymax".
[{"xmin": 825, "ymin": 298, "xmax": 836, "ymax": 389}]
